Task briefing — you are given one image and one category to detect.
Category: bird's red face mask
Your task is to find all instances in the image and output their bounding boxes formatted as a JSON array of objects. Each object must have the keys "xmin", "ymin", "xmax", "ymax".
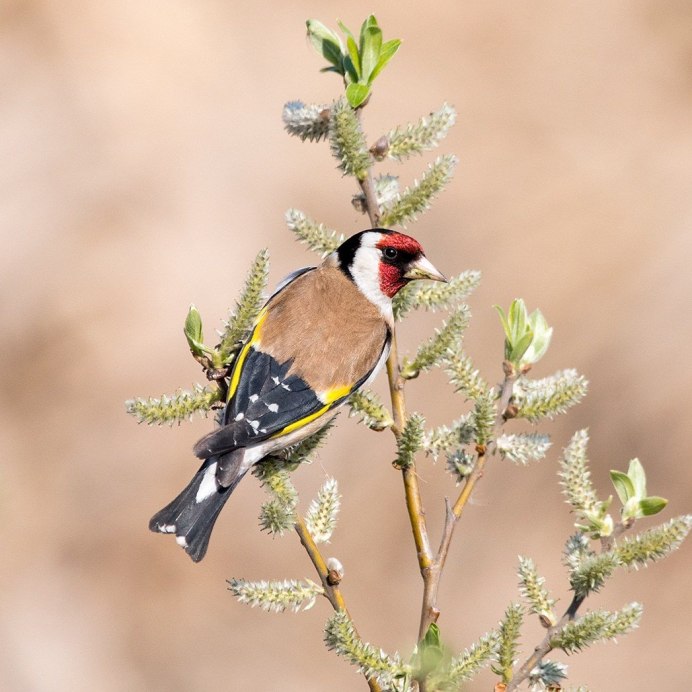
[{"xmin": 376, "ymin": 233, "xmax": 446, "ymax": 298}]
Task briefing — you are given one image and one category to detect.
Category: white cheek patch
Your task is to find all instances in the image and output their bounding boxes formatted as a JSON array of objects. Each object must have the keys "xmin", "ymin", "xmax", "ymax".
[{"xmin": 350, "ymin": 233, "xmax": 394, "ymax": 321}]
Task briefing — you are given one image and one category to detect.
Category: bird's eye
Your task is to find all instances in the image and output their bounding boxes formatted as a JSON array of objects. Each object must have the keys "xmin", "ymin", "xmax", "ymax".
[{"xmin": 383, "ymin": 247, "xmax": 398, "ymax": 260}]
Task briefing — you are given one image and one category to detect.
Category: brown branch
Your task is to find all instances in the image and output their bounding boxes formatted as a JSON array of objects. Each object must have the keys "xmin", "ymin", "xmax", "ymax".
[
  {"xmin": 355, "ymin": 108, "xmax": 436, "ymax": 647},
  {"xmin": 294, "ymin": 516, "xmax": 346, "ymax": 612},
  {"xmin": 505, "ymin": 593, "xmax": 584, "ymax": 691},
  {"xmin": 504, "ymin": 517, "xmax": 636, "ymax": 690},
  {"xmin": 388, "ymin": 340, "xmax": 434, "ymax": 576},
  {"xmin": 416, "ymin": 369, "xmax": 519, "ymax": 639},
  {"xmin": 294, "ymin": 517, "xmax": 382, "ymax": 692}
]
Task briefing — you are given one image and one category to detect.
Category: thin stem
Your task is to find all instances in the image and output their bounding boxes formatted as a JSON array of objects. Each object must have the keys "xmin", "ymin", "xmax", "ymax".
[
  {"xmin": 417, "ymin": 370, "xmax": 518, "ymax": 638},
  {"xmin": 506, "ymin": 594, "xmax": 584, "ymax": 691},
  {"xmin": 356, "ymin": 107, "xmax": 435, "ymax": 647},
  {"xmin": 294, "ymin": 516, "xmax": 346, "ymax": 611},
  {"xmin": 388, "ymin": 341, "xmax": 434, "ymax": 573},
  {"xmin": 505, "ymin": 518, "xmax": 635, "ymax": 690},
  {"xmin": 294, "ymin": 517, "xmax": 382, "ymax": 692}
]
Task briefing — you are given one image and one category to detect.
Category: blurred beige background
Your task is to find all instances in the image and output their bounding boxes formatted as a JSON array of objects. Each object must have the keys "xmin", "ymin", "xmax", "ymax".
[{"xmin": 1, "ymin": 1, "xmax": 691, "ymax": 690}]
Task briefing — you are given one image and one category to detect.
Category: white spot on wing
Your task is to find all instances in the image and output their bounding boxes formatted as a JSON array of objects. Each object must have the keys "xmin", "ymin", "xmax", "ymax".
[
  {"xmin": 272, "ymin": 376, "xmax": 280, "ymax": 385},
  {"xmin": 235, "ymin": 412, "xmax": 244, "ymax": 421},
  {"xmin": 267, "ymin": 403, "xmax": 279, "ymax": 412},
  {"xmin": 249, "ymin": 394, "xmax": 259, "ymax": 403},
  {"xmin": 195, "ymin": 461, "xmax": 218, "ymax": 503},
  {"xmin": 281, "ymin": 383, "xmax": 291, "ymax": 391},
  {"xmin": 249, "ymin": 420, "xmax": 260, "ymax": 431}
]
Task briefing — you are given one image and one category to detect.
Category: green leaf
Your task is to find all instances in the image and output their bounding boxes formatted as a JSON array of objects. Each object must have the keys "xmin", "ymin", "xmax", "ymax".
[
  {"xmin": 610, "ymin": 470, "xmax": 636, "ymax": 505},
  {"xmin": 369, "ymin": 38, "xmax": 401, "ymax": 82},
  {"xmin": 337, "ymin": 21, "xmax": 360, "ymax": 74},
  {"xmin": 413, "ymin": 623, "xmax": 448, "ymax": 678},
  {"xmin": 359, "ymin": 25, "xmax": 382, "ymax": 83},
  {"xmin": 183, "ymin": 305, "xmax": 208, "ymax": 357},
  {"xmin": 523, "ymin": 308, "xmax": 553, "ymax": 364},
  {"xmin": 509, "ymin": 298, "xmax": 527, "ymax": 343},
  {"xmin": 494, "ymin": 305, "xmax": 511, "ymax": 342},
  {"xmin": 638, "ymin": 496, "xmax": 668, "ymax": 516},
  {"xmin": 306, "ymin": 19, "xmax": 344, "ymax": 71},
  {"xmin": 345, "ymin": 82, "xmax": 371, "ymax": 108},
  {"xmin": 496, "ymin": 299, "xmax": 553, "ymax": 367},
  {"xmin": 627, "ymin": 458, "xmax": 647, "ymax": 497},
  {"xmin": 508, "ymin": 330, "xmax": 533, "ymax": 364},
  {"xmin": 358, "ymin": 14, "xmax": 379, "ymax": 54},
  {"xmin": 423, "ymin": 622, "xmax": 442, "ymax": 648}
]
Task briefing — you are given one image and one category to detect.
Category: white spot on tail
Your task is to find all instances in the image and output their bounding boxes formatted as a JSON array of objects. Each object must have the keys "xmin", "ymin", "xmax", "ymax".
[
  {"xmin": 195, "ymin": 461, "xmax": 218, "ymax": 503},
  {"xmin": 176, "ymin": 535, "xmax": 188, "ymax": 547},
  {"xmin": 162, "ymin": 524, "xmax": 176, "ymax": 533}
]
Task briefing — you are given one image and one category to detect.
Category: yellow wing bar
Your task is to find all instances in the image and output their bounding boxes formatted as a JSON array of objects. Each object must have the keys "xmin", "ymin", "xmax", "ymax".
[
  {"xmin": 270, "ymin": 384, "xmax": 353, "ymax": 438},
  {"xmin": 227, "ymin": 308, "xmax": 268, "ymax": 402}
]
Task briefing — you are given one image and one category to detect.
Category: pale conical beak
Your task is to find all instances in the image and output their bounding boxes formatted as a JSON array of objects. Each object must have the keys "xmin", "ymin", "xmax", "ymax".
[{"xmin": 403, "ymin": 255, "xmax": 447, "ymax": 283}]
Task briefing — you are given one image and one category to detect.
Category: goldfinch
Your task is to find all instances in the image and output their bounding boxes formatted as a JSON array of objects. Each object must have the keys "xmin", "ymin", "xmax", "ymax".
[{"xmin": 150, "ymin": 229, "xmax": 446, "ymax": 561}]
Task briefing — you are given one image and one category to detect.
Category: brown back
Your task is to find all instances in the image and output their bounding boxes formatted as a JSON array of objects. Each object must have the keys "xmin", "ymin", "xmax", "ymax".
[{"xmin": 258, "ymin": 266, "xmax": 388, "ymax": 393}]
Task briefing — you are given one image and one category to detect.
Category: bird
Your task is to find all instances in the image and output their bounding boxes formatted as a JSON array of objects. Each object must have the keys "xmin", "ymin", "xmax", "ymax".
[{"xmin": 149, "ymin": 229, "xmax": 446, "ymax": 561}]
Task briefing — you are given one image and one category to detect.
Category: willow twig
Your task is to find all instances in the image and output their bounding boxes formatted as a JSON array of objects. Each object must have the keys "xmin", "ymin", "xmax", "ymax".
[
  {"xmin": 294, "ymin": 517, "xmax": 382, "ymax": 692},
  {"xmin": 416, "ymin": 367, "xmax": 519, "ymax": 639},
  {"xmin": 504, "ymin": 518, "xmax": 634, "ymax": 691},
  {"xmin": 355, "ymin": 109, "xmax": 437, "ymax": 660},
  {"xmin": 505, "ymin": 593, "xmax": 584, "ymax": 691}
]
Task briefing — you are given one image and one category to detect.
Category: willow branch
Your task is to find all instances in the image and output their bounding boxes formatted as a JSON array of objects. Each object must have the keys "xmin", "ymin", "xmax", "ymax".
[
  {"xmin": 294, "ymin": 517, "xmax": 382, "ymax": 692},
  {"xmin": 387, "ymin": 339, "xmax": 434, "ymax": 575},
  {"xmin": 505, "ymin": 517, "xmax": 635, "ymax": 691},
  {"xmin": 505, "ymin": 593, "xmax": 584, "ymax": 691},
  {"xmin": 355, "ymin": 109, "xmax": 434, "ymax": 588},
  {"xmin": 295, "ymin": 516, "xmax": 346, "ymax": 611},
  {"xmin": 417, "ymin": 367, "xmax": 519, "ymax": 638},
  {"xmin": 452, "ymin": 363, "xmax": 518, "ymax": 520},
  {"xmin": 355, "ymin": 107, "xmax": 440, "ymax": 679}
]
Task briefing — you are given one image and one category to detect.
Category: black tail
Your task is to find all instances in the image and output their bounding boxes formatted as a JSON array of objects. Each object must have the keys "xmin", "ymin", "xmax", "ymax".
[{"xmin": 149, "ymin": 455, "xmax": 247, "ymax": 562}]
